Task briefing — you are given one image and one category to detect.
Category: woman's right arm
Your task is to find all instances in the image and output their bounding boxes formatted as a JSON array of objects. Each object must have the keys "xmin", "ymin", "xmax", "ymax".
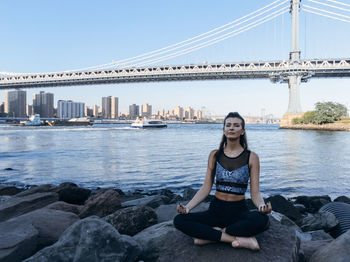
[{"xmin": 177, "ymin": 150, "xmax": 217, "ymax": 214}]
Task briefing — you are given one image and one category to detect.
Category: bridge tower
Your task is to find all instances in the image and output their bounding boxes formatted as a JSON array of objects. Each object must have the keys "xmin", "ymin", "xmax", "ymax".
[{"xmin": 281, "ymin": 0, "xmax": 304, "ymax": 125}]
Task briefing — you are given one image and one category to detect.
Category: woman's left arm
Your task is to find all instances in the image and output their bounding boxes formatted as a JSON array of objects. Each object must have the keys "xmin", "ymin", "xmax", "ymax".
[{"xmin": 249, "ymin": 151, "xmax": 272, "ymax": 214}]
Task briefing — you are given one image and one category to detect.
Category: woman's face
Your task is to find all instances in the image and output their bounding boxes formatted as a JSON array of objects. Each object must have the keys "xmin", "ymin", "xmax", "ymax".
[{"xmin": 223, "ymin": 117, "xmax": 245, "ymax": 139}]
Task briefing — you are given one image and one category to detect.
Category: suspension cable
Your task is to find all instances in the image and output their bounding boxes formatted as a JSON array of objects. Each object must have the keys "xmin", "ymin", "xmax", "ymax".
[
  {"xmin": 323, "ymin": 0, "xmax": 350, "ymax": 8},
  {"xmin": 2, "ymin": 0, "xmax": 288, "ymax": 75},
  {"xmin": 304, "ymin": 4, "xmax": 350, "ymax": 20},
  {"xmin": 133, "ymin": 8, "xmax": 289, "ymax": 67},
  {"xmin": 303, "ymin": 7, "xmax": 350, "ymax": 23},
  {"xmin": 113, "ymin": 6, "xmax": 289, "ymax": 68},
  {"xmin": 308, "ymin": 0, "xmax": 350, "ymax": 13}
]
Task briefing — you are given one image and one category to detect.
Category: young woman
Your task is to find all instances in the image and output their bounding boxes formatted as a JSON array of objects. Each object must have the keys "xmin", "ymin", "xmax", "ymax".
[{"xmin": 173, "ymin": 112, "xmax": 272, "ymax": 250}]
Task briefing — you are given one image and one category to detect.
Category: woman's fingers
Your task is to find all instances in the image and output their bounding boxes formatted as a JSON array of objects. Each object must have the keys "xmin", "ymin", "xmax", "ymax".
[
  {"xmin": 259, "ymin": 202, "xmax": 272, "ymax": 214},
  {"xmin": 177, "ymin": 203, "xmax": 188, "ymax": 214}
]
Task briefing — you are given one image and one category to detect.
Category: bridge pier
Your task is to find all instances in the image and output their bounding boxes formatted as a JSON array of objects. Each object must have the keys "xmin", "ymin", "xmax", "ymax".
[{"xmin": 281, "ymin": 75, "xmax": 303, "ymax": 126}]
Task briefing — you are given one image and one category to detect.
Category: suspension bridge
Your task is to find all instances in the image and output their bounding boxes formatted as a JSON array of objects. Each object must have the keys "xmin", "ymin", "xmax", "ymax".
[{"xmin": 1, "ymin": 0, "xmax": 350, "ymax": 123}]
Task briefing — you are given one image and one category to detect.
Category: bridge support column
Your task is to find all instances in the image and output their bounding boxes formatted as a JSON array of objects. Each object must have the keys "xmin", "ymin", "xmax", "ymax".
[{"xmin": 281, "ymin": 74, "xmax": 303, "ymax": 126}]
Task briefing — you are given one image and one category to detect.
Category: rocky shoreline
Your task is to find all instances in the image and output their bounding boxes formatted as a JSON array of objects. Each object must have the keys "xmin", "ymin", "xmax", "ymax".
[
  {"xmin": 280, "ymin": 122, "xmax": 350, "ymax": 131},
  {"xmin": 1, "ymin": 183, "xmax": 350, "ymax": 262}
]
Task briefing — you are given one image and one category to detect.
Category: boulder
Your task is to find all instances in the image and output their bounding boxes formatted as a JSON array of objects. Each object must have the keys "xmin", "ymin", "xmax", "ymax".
[
  {"xmin": 299, "ymin": 240, "xmax": 332, "ymax": 262},
  {"xmin": 23, "ymin": 217, "xmax": 141, "ymax": 262},
  {"xmin": 0, "ymin": 192, "xmax": 58, "ymax": 222},
  {"xmin": 0, "ymin": 220, "xmax": 38, "ymax": 262},
  {"xmin": 52, "ymin": 183, "xmax": 91, "ymax": 205},
  {"xmin": 5, "ymin": 208, "xmax": 79, "ymax": 249},
  {"xmin": 45, "ymin": 201, "xmax": 82, "ymax": 215},
  {"xmin": 121, "ymin": 195, "xmax": 169, "ymax": 209},
  {"xmin": 266, "ymin": 195, "xmax": 302, "ymax": 221},
  {"xmin": 309, "ymin": 229, "xmax": 350, "ymax": 262},
  {"xmin": 334, "ymin": 196, "xmax": 350, "ymax": 205},
  {"xmin": 300, "ymin": 211, "xmax": 338, "ymax": 232},
  {"xmin": 183, "ymin": 187, "xmax": 197, "ymax": 201},
  {"xmin": 134, "ymin": 216, "xmax": 300, "ymax": 262},
  {"xmin": 104, "ymin": 205, "xmax": 157, "ymax": 236},
  {"xmin": 0, "ymin": 196, "xmax": 12, "ymax": 203},
  {"xmin": 294, "ymin": 196, "xmax": 331, "ymax": 213},
  {"xmin": 156, "ymin": 202, "xmax": 209, "ymax": 223},
  {"xmin": 320, "ymin": 202, "xmax": 350, "ymax": 238},
  {"xmin": 0, "ymin": 186, "xmax": 23, "ymax": 196},
  {"xmin": 79, "ymin": 189, "xmax": 121, "ymax": 218},
  {"xmin": 16, "ymin": 184, "xmax": 53, "ymax": 197}
]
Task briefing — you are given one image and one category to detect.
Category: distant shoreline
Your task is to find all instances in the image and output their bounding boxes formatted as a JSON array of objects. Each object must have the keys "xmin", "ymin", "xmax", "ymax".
[{"xmin": 280, "ymin": 122, "xmax": 350, "ymax": 131}]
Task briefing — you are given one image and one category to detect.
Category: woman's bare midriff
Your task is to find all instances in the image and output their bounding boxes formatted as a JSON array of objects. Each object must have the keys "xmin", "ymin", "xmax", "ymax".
[{"xmin": 215, "ymin": 191, "xmax": 245, "ymax": 202}]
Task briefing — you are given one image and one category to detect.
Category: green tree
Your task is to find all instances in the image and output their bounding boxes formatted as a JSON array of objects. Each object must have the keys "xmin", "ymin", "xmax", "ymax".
[{"xmin": 312, "ymin": 102, "xmax": 348, "ymax": 124}]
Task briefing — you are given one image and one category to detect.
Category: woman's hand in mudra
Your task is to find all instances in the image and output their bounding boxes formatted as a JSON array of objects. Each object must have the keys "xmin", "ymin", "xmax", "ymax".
[
  {"xmin": 258, "ymin": 202, "xmax": 272, "ymax": 214},
  {"xmin": 177, "ymin": 203, "xmax": 189, "ymax": 214}
]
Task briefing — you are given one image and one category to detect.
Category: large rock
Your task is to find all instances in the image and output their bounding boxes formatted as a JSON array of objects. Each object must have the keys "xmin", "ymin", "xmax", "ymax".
[
  {"xmin": 0, "ymin": 192, "xmax": 58, "ymax": 222},
  {"xmin": 266, "ymin": 195, "xmax": 302, "ymax": 222},
  {"xmin": 134, "ymin": 216, "xmax": 300, "ymax": 262},
  {"xmin": 16, "ymin": 184, "xmax": 53, "ymax": 197},
  {"xmin": 79, "ymin": 189, "xmax": 121, "ymax": 218},
  {"xmin": 156, "ymin": 202, "xmax": 209, "ymax": 223},
  {"xmin": 3, "ymin": 208, "xmax": 79, "ymax": 250},
  {"xmin": 0, "ymin": 186, "xmax": 23, "ymax": 196},
  {"xmin": 320, "ymin": 202, "xmax": 350, "ymax": 238},
  {"xmin": 52, "ymin": 182, "xmax": 91, "ymax": 205},
  {"xmin": 23, "ymin": 217, "xmax": 141, "ymax": 262},
  {"xmin": 121, "ymin": 195, "xmax": 169, "ymax": 209},
  {"xmin": 294, "ymin": 195, "xmax": 331, "ymax": 213},
  {"xmin": 300, "ymin": 211, "xmax": 338, "ymax": 232},
  {"xmin": 309, "ymin": 229, "xmax": 350, "ymax": 262},
  {"xmin": 334, "ymin": 196, "xmax": 350, "ymax": 205},
  {"xmin": 0, "ymin": 221, "xmax": 38, "ymax": 262},
  {"xmin": 45, "ymin": 201, "xmax": 82, "ymax": 215},
  {"xmin": 183, "ymin": 187, "xmax": 197, "ymax": 201},
  {"xmin": 104, "ymin": 205, "xmax": 157, "ymax": 236}
]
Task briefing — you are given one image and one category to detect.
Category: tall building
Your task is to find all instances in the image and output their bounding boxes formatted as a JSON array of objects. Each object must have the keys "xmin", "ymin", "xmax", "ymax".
[
  {"xmin": 141, "ymin": 103, "xmax": 152, "ymax": 117},
  {"xmin": 173, "ymin": 106, "xmax": 184, "ymax": 120},
  {"xmin": 4, "ymin": 90, "xmax": 26, "ymax": 117},
  {"xmin": 194, "ymin": 110, "xmax": 202, "ymax": 120},
  {"xmin": 85, "ymin": 106, "xmax": 94, "ymax": 117},
  {"xmin": 57, "ymin": 100, "xmax": 85, "ymax": 119},
  {"xmin": 0, "ymin": 102, "xmax": 4, "ymax": 114},
  {"xmin": 33, "ymin": 91, "xmax": 54, "ymax": 118},
  {"xmin": 129, "ymin": 104, "xmax": 139, "ymax": 119},
  {"xmin": 111, "ymin": 97, "xmax": 119, "ymax": 119},
  {"xmin": 184, "ymin": 106, "xmax": 194, "ymax": 120},
  {"xmin": 26, "ymin": 104, "xmax": 34, "ymax": 116},
  {"xmin": 102, "ymin": 96, "xmax": 118, "ymax": 119},
  {"xmin": 93, "ymin": 105, "xmax": 100, "ymax": 117}
]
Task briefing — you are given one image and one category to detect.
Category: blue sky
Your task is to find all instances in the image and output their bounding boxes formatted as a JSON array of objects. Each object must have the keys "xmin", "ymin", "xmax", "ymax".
[{"xmin": 1, "ymin": 0, "xmax": 350, "ymax": 117}]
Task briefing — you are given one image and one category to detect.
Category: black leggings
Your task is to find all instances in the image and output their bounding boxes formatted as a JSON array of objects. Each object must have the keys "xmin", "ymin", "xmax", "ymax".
[{"xmin": 173, "ymin": 197, "xmax": 269, "ymax": 242}]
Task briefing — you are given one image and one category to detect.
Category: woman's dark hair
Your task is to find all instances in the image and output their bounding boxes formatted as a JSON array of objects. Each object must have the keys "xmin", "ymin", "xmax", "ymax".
[{"xmin": 217, "ymin": 112, "xmax": 248, "ymax": 152}]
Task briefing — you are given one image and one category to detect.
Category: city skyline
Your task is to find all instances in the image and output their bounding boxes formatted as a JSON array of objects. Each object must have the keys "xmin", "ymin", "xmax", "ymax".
[{"xmin": 0, "ymin": 1, "xmax": 350, "ymax": 117}]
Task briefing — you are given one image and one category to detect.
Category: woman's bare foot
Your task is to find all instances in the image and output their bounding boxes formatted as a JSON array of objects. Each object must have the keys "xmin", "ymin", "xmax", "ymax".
[
  {"xmin": 231, "ymin": 236, "xmax": 260, "ymax": 251},
  {"xmin": 193, "ymin": 238, "xmax": 214, "ymax": 245}
]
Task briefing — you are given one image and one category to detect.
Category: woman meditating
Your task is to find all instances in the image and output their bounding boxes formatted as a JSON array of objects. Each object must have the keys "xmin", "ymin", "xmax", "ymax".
[{"xmin": 173, "ymin": 112, "xmax": 272, "ymax": 250}]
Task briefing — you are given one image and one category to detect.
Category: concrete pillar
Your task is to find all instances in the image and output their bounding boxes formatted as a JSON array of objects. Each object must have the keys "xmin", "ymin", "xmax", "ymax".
[{"xmin": 287, "ymin": 74, "xmax": 302, "ymax": 114}]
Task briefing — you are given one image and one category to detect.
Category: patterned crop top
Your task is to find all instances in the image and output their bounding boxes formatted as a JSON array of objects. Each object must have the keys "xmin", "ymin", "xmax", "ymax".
[{"xmin": 215, "ymin": 149, "xmax": 251, "ymax": 195}]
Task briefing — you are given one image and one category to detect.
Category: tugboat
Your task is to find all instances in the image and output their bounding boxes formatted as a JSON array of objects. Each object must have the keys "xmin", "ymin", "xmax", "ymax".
[
  {"xmin": 20, "ymin": 114, "xmax": 42, "ymax": 126},
  {"xmin": 131, "ymin": 117, "xmax": 167, "ymax": 129}
]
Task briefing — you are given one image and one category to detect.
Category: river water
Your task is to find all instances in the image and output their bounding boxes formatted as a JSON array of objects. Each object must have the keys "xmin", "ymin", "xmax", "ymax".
[{"xmin": 0, "ymin": 123, "xmax": 349, "ymax": 199}]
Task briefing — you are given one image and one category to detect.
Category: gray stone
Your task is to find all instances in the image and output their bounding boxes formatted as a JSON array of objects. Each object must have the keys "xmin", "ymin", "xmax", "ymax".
[
  {"xmin": 0, "ymin": 192, "xmax": 58, "ymax": 222},
  {"xmin": 79, "ymin": 189, "xmax": 121, "ymax": 218},
  {"xmin": 0, "ymin": 196, "xmax": 12, "ymax": 203},
  {"xmin": 0, "ymin": 221, "xmax": 38, "ymax": 262},
  {"xmin": 0, "ymin": 186, "xmax": 22, "ymax": 196},
  {"xmin": 104, "ymin": 205, "xmax": 157, "ymax": 236},
  {"xmin": 45, "ymin": 201, "xmax": 82, "ymax": 215},
  {"xmin": 300, "ymin": 211, "xmax": 338, "ymax": 232},
  {"xmin": 16, "ymin": 184, "xmax": 53, "ymax": 197},
  {"xmin": 310, "ymin": 229, "xmax": 350, "ymax": 262},
  {"xmin": 182, "ymin": 187, "xmax": 197, "ymax": 201},
  {"xmin": 334, "ymin": 196, "xmax": 350, "ymax": 205},
  {"xmin": 156, "ymin": 202, "xmax": 209, "ymax": 223},
  {"xmin": 300, "ymin": 240, "xmax": 332, "ymax": 262},
  {"xmin": 121, "ymin": 195, "xmax": 168, "ymax": 209},
  {"xmin": 23, "ymin": 217, "xmax": 141, "ymax": 262},
  {"xmin": 134, "ymin": 216, "xmax": 300, "ymax": 262},
  {"xmin": 266, "ymin": 195, "xmax": 302, "ymax": 222},
  {"xmin": 6, "ymin": 208, "xmax": 79, "ymax": 249}
]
